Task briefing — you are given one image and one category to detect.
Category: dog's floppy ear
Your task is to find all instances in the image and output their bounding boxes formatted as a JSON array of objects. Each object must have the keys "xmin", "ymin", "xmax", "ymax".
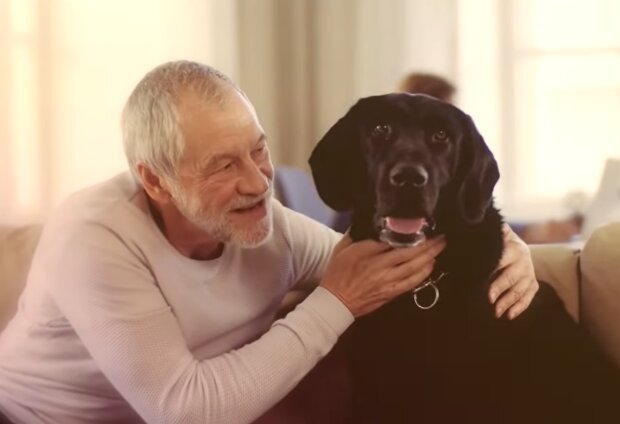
[
  {"xmin": 309, "ymin": 107, "xmax": 362, "ymax": 211},
  {"xmin": 455, "ymin": 113, "xmax": 500, "ymax": 224}
]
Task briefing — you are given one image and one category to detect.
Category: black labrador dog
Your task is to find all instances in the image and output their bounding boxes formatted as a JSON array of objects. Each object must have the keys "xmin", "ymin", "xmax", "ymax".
[{"xmin": 309, "ymin": 93, "xmax": 620, "ymax": 424}]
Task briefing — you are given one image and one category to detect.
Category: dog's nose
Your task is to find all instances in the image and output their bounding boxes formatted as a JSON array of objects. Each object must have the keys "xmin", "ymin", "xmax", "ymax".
[{"xmin": 389, "ymin": 164, "xmax": 428, "ymax": 188}]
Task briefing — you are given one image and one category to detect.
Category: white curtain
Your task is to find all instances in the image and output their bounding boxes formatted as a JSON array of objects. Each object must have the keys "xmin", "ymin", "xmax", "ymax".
[{"xmin": 237, "ymin": 0, "xmax": 457, "ymax": 170}]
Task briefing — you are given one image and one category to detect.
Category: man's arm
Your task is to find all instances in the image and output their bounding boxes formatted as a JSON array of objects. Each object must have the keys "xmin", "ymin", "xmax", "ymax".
[
  {"xmin": 46, "ymin": 223, "xmax": 353, "ymax": 424},
  {"xmin": 45, "ymin": 205, "xmax": 444, "ymax": 423}
]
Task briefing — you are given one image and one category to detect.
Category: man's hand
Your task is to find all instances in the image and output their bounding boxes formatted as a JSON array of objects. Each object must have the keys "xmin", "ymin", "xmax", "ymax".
[
  {"xmin": 320, "ymin": 234, "xmax": 446, "ymax": 317},
  {"xmin": 488, "ymin": 224, "xmax": 539, "ymax": 319}
]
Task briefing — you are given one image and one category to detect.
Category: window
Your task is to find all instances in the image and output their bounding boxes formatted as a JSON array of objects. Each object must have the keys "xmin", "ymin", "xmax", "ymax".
[
  {"xmin": 509, "ymin": 0, "xmax": 620, "ymax": 218},
  {"xmin": 458, "ymin": 0, "xmax": 620, "ymax": 220}
]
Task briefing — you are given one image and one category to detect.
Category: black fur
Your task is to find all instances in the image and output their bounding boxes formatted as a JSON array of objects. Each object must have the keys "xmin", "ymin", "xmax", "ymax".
[{"xmin": 309, "ymin": 93, "xmax": 620, "ymax": 423}]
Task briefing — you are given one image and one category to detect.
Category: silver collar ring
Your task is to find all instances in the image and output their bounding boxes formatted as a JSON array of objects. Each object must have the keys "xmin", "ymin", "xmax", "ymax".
[{"xmin": 412, "ymin": 272, "xmax": 446, "ymax": 310}]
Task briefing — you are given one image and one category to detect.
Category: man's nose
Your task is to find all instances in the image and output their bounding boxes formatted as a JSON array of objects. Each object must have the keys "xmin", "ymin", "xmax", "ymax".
[{"xmin": 238, "ymin": 160, "xmax": 271, "ymax": 195}]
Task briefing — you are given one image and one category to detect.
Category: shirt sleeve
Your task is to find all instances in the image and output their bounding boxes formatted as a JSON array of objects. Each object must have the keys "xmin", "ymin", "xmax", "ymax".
[
  {"xmin": 278, "ymin": 204, "xmax": 344, "ymax": 291},
  {"xmin": 273, "ymin": 205, "xmax": 345, "ymax": 316},
  {"xmin": 44, "ymin": 221, "xmax": 353, "ymax": 424}
]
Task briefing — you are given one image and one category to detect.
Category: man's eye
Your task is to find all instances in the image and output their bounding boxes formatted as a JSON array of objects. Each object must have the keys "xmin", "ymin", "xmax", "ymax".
[
  {"xmin": 431, "ymin": 130, "xmax": 450, "ymax": 145},
  {"xmin": 252, "ymin": 145, "xmax": 268, "ymax": 161},
  {"xmin": 371, "ymin": 124, "xmax": 392, "ymax": 140},
  {"xmin": 217, "ymin": 161, "xmax": 233, "ymax": 172}
]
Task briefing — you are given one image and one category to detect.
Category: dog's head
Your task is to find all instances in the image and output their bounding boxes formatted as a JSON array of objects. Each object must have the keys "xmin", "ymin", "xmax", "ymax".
[{"xmin": 309, "ymin": 93, "xmax": 499, "ymax": 246}]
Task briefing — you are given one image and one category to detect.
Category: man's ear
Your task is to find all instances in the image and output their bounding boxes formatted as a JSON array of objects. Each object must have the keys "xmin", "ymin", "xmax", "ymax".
[
  {"xmin": 455, "ymin": 114, "xmax": 500, "ymax": 224},
  {"xmin": 309, "ymin": 108, "xmax": 362, "ymax": 212},
  {"xmin": 136, "ymin": 163, "xmax": 174, "ymax": 204}
]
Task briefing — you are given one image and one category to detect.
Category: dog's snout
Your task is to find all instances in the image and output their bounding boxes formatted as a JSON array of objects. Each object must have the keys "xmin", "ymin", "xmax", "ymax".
[{"xmin": 389, "ymin": 164, "xmax": 428, "ymax": 188}]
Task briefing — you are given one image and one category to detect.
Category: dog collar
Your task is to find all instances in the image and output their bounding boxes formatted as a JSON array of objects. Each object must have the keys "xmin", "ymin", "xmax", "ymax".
[{"xmin": 412, "ymin": 270, "xmax": 447, "ymax": 310}]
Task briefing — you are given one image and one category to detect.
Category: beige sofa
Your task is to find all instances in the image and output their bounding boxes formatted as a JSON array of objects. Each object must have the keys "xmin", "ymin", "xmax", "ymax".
[
  {"xmin": 0, "ymin": 225, "xmax": 42, "ymax": 331},
  {"xmin": 1, "ymin": 223, "xmax": 619, "ymax": 369}
]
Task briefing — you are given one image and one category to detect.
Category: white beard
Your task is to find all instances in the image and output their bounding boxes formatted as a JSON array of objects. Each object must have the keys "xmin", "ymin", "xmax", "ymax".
[{"xmin": 170, "ymin": 184, "xmax": 274, "ymax": 248}]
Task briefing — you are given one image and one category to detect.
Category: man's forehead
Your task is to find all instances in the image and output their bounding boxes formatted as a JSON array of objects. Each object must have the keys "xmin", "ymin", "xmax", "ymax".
[
  {"xmin": 177, "ymin": 86, "xmax": 231, "ymax": 116},
  {"xmin": 177, "ymin": 90, "xmax": 263, "ymax": 164}
]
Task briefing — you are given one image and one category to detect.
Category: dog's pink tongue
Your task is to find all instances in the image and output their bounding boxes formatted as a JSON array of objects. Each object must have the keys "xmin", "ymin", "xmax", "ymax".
[{"xmin": 385, "ymin": 217, "xmax": 427, "ymax": 234}]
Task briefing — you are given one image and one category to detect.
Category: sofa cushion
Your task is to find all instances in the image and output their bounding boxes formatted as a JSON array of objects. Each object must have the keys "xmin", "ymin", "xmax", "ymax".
[
  {"xmin": 0, "ymin": 224, "xmax": 43, "ymax": 331},
  {"xmin": 529, "ymin": 243, "xmax": 580, "ymax": 322},
  {"xmin": 580, "ymin": 222, "xmax": 620, "ymax": 367}
]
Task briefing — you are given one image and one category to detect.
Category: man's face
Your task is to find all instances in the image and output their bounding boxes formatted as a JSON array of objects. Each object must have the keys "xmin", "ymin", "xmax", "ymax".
[{"xmin": 169, "ymin": 87, "xmax": 275, "ymax": 248}]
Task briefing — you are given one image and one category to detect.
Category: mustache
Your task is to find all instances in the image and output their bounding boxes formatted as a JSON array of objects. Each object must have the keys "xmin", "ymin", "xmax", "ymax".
[{"xmin": 227, "ymin": 184, "xmax": 273, "ymax": 210}]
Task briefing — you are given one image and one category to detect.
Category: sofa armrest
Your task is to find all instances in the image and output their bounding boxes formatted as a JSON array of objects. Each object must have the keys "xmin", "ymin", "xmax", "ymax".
[
  {"xmin": 529, "ymin": 243, "xmax": 581, "ymax": 322},
  {"xmin": 580, "ymin": 223, "xmax": 620, "ymax": 367}
]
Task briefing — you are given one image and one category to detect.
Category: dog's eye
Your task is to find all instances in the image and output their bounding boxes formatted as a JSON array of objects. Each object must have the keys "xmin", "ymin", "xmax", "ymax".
[
  {"xmin": 431, "ymin": 130, "xmax": 450, "ymax": 145},
  {"xmin": 371, "ymin": 124, "xmax": 392, "ymax": 140}
]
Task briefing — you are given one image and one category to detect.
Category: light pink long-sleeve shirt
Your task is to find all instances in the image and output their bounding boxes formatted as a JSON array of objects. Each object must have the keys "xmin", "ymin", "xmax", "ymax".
[{"xmin": 0, "ymin": 173, "xmax": 352, "ymax": 424}]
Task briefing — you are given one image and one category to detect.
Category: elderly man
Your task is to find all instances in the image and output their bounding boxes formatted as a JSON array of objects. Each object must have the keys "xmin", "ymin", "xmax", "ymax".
[{"xmin": 0, "ymin": 61, "xmax": 537, "ymax": 424}]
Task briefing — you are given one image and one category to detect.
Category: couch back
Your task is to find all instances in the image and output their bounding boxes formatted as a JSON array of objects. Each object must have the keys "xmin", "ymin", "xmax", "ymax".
[{"xmin": 0, "ymin": 225, "xmax": 42, "ymax": 331}]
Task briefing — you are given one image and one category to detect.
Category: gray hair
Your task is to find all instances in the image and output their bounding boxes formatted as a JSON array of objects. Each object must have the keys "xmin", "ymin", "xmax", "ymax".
[{"xmin": 121, "ymin": 60, "xmax": 240, "ymax": 183}]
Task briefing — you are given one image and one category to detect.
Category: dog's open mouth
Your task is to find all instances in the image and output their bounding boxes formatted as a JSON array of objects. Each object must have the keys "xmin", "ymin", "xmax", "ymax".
[{"xmin": 379, "ymin": 216, "xmax": 432, "ymax": 247}]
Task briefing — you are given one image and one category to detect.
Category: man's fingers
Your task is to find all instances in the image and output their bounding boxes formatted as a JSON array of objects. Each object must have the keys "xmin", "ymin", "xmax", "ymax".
[
  {"xmin": 494, "ymin": 276, "xmax": 537, "ymax": 318},
  {"xmin": 339, "ymin": 237, "xmax": 392, "ymax": 258},
  {"xmin": 381, "ymin": 236, "xmax": 446, "ymax": 295},
  {"xmin": 389, "ymin": 262, "xmax": 435, "ymax": 297},
  {"xmin": 501, "ymin": 285, "xmax": 536, "ymax": 320},
  {"xmin": 338, "ymin": 234, "xmax": 446, "ymax": 266},
  {"xmin": 494, "ymin": 284, "xmax": 523, "ymax": 318},
  {"xmin": 377, "ymin": 235, "xmax": 446, "ymax": 268},
  {"xmin": 505, "ymin": 283, "xmax": 539, "ymax": 320},
  {"xmin": 488, "ymin": 269, "xmax": 518, "ymax": 304},
  {"xmin": 388, "ymin": 247, "xmax": 440, "ymax": 281}
]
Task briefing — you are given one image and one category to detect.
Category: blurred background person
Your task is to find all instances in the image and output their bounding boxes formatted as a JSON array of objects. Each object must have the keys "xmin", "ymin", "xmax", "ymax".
[{"xmin": 398, "ymin": 72, "xmax": 456, "ymax": 104}]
